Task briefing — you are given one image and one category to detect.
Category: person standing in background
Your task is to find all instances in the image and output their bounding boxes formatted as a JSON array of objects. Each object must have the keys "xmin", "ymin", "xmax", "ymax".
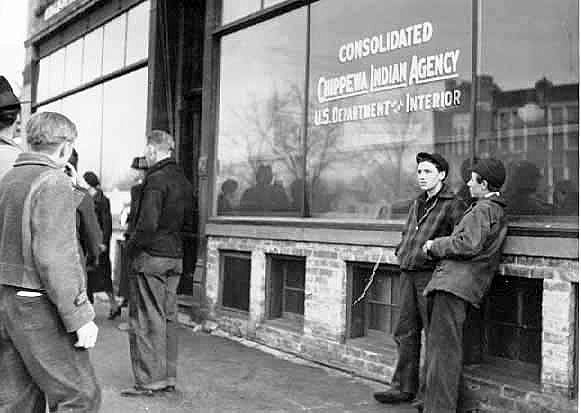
[
  {"xmin": 122, "ymin": 130, "xmax": 194, "ymax": 396},
  {"xmin": 0, "ymin": 76, "xmax": 22, "ymax": 179},
  {"xmin": 83, "ymin": 171, "xmax": 121, "ymax": 320}
]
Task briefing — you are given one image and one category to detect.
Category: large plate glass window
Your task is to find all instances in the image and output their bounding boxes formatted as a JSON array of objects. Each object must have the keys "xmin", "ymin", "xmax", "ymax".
[
  {"xmin": 308, "ymin": 0, "xmax": 472, "ymax": 219},
  {"xmin": 477, "ymin": 0, "xmax": 579, "ymax": 220},
  {"xmin": 216, "ymin": 7, "xmax": 307, "ymax": 216}
]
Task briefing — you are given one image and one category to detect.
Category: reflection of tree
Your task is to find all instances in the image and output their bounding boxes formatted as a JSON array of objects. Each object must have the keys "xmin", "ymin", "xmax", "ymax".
[{"xmin": 240, "ymin": 84, "xmax": 343, "ymax": 198}]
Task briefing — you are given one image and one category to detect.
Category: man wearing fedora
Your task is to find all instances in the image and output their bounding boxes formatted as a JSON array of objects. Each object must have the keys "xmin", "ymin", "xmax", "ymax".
[
  {"xmin": 374, "ymin": 152, "xmax": 466, "ymax": 407},
  {"xmin": 421, "ymin": 158, "xmax": 508, "ymax": 413},
  {"xmin": 0, "ymin": 76, "xmax": 22, "ymax": 179}
]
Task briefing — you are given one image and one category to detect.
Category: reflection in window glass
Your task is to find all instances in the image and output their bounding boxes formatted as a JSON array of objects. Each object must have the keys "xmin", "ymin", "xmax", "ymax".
[
  {"xmin": 103, "ymin": 14, "xmax": 127, "ymax": 75},
  {"xmin": 221, "ymin": 0, "xmax": 260, "ymax": 25},
  {"xmin": 478, "ymin": 0, "xmax": 579, "ymax": 218},
  {"xmin": 126, "ymin": 1, "xmax": 150, "ymax": 65},
  {"xmin": 38, "ymin": 99, "xmax": 63, "ymax": 114},
  {"xmin": 82, "ymin": 27, "xmax": 103, "ymax": 82},
  {"xmin": 264, "ymin": 0, "xmax": 287, "ymax": 8},
  {"xmin": 216, "ymin": 8, "xmax": 307, "ymax": 216},
  {"xmin": 49, "ymin": 48, "xmax": 66, "ymax": 98},
  {"xmin": 61, "ymin": 85, "xmax": 103, "ymax": 179},
  {"xmin": 309, "ymin": 0, "xmax": 472, "ymax": 219},
  {"xmin": 64, "ymin": 38, "xmax": 83, "ymax": 91},
  {"xmin": 37, "ymin": 55, "xmax": 51, "ymax": 102},
  {"xmin": 102, "ymin": 67, "xmax": 148, "ymax": 220}
]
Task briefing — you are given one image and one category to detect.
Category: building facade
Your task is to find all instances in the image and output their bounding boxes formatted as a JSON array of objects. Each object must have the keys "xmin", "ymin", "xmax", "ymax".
[{"xmin": 23, "ymin": 1, "xmax": 578, "ymax": 411}]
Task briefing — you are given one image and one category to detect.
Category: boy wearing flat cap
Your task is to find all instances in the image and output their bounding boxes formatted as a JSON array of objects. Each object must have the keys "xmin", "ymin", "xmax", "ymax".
[
  {"xmin": 374, "ymin": 152, "xmax": 466, "ymax": 406},
  {"xmin": 421, "ymin": 158, "xmax": 508, "ymax": 413}
]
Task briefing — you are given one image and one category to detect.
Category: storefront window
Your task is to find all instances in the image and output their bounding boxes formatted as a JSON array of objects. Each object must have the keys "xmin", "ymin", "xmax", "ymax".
[
  {"xmin": 102, "ymin": 14, "xmax": 127, "ymax": 75},
  {"xmin": 126, "ymin": 0, "xmax": 150, "ymax": 65},
  {"xmin": 216, "ymin": 7, "xmax": 307, "ymax": 216},
  {"xmin": 221, "ymin": 0, "xmax": 261, "ymax": 24},
  {"xmin": 82, "ymin": 27, "xmax": 104, "ymax": 83},
  {"xmin": 477, "ymin": 0, "xmax": 579, "ymax": 219},
  {"xmin": 64, "ymin": 38, "xmax": 83, "ymax": 90},
  {"xmin": 308, "ymin": 0, "xmax": 472, "ymax": 219}
]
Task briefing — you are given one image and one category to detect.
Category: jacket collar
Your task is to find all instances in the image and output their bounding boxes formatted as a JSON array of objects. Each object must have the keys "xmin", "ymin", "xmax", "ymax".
[
  {"xmin": 416, "ymin": 183, "xmax": 456, "ymax": 201},
  {"xmin": 13, "ymin": 152, "xmax": 60, "ymax": 169},
  {"xmin": 145, "ymin": 157, "xmax": 176, "ymax": 176},
  {"xmin": 482, "ymin": 192, "xmax": 507, "ymax": 207}
]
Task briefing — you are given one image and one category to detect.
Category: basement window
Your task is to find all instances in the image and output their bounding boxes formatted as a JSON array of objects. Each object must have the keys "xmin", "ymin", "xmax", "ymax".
[
  {"xmin": 266, "ymin": 255, "xmax": 306, "ymax": 325},
  {"xmin": 348, "ymin": 263, "xmax": 400, "ymax": 342},
  {"xmin": 220, "ymin": 251, "xmax": 251, "ymax": 312}
]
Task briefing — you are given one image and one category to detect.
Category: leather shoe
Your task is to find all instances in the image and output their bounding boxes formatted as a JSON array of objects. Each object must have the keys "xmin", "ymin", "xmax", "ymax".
[
  {"xmin": 373, "ymin": 389, "xmax": 414, "ymax": 404},
  {"xmin": 120, "ymin": 386, "xmax": 162, "ymax": 397}
]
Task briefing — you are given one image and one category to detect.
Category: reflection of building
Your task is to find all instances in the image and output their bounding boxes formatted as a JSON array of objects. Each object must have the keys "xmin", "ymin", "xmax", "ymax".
[{"xmin": 22, "ymin": 1, "xmax": 578, "ymax": 412}]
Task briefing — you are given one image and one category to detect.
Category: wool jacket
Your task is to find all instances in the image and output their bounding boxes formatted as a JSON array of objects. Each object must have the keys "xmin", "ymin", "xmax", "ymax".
[
  {"xmin": 397, "ymin": 185, "xmax": 466, "ymax": 272},
  {"xmin": 127, "ymin": 157, "xmax": 195, "ymax": 259},
  {"xmin": 0, "ymin": 152, "xmax": 94, "ymax": 332},
  {"xmin": 424, "ymin": 194, "xmax": 508, "ymax": 307}
]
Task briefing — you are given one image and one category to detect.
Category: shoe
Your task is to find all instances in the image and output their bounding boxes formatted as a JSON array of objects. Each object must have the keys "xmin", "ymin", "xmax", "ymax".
[
  {"xmin": 120, "ymin": 386, "xmax": 157, "ymax": 397},
  {"xmin": 412, "ymin": 399, "xmax": 424, "ymax": 412},
  {"xmin": 108, "ymin": 306, "xmax": 122, "ymax": 320},
  {"xmin": 162, "ymin": 385, "xmax": 176, "ymax": 393},
  {"xmin": 373, "ymin": 389, "xmax": 414, "ymax": 404}
]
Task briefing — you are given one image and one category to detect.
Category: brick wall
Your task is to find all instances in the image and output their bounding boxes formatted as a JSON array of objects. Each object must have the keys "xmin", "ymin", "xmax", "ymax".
[{"xmin": 204, "ymin": 235, "xmax": 578, "ymax": 412}]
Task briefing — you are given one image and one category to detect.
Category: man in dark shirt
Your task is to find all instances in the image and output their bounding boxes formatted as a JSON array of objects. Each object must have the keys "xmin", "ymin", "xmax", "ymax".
[{"xmin": 122, "ymin": 130, "xmax": 194, "ymax": 396}]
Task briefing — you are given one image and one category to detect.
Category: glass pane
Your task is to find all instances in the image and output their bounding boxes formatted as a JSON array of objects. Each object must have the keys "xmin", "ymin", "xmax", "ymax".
[
  {"xmin": 368, "ymin": 303, "xmax": 392, "ymax": 333},
  {"xmin": 284, "ymin": 289, "xmax": 304, "ymax": 315},
  {"xmin": 285, "ymin": 260, "xmax": 305, "ymax": 288},
  {"xmin": 37, "ymin": 55, "xmax": 51, "ymax": 102},
  {"xmin": 82, "ymin": 27, "xmax": 103, "ymax": 83},
  {"xmin": 103, "ymin": 14, "xmax": 127, "ymax": 75},
  {"xmin": 216, "ymin": 8, "xmax": 307, "ymax": 216},
  {"xmin": 221, "ymin": 0, "xmax": 261, "ymax": 25},
  {"xmin": 64, "ymin": 38, "xmax": 83, "ymax": 90},
  {"xmin": 477, "ymin": 0, "xmax": 579, "ymax": 219},
  {"xmin": 485, "ymin": 323, "xmax": 519, "ymax": 360},
  {"xmin": 222, "ymin": 255, "xmax": 251, "ymax": 311},
  {"xmin": 126, "ymin": 1, "xmax": 150, "ymax": 65},
  {"xmin": 309, "ymin": 0, "xmax": 473, "ymax": 219},
  {"xmin": 368, "ymin": 273, "xmax": 392, "ymax": 304},
  {"xmin": 61, "ymin": 86, "xmax": 103, "ymax": 181},
  {"xmin": 102, "ymin": 68, "xmax": 148, "ymax": 224},
  {"xmin": 519, "ymin": 328, "xmax": 541, "ymax": 365},
  {"xmin": 37, "ymin": 99, "xmax": 63, "ymax": 114},
  {"xmin": 49, "ymin": 48, "xmax": 65, "ymax": 98}
]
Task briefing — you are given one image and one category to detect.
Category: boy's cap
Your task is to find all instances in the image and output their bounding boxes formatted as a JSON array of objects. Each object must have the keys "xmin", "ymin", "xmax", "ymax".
[
  {"xmin": 83, "ymin": 171, "xmax": 100, "ymax": 188},
  {"xmin": 0, "ymin": 76, "xmax": 20, "ymax": 110},
  {"xmin": 416, "ymin": 152, "xmax": 449, "ymax": 177},
  {"xmin": 472, "ymin": 158, "xmax": 506, "ymax": 189},
  {"xmin": 131, "ymin": 156, "xmax": 148, "ymax": 170}
]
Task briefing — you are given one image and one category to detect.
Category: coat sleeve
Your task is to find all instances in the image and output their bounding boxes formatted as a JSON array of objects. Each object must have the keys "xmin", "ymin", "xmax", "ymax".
[
  {"xmin": 31, "ymin": 175, "xmax": 95, "ymax": 332},
  {"xmin": 395, "ymin": 200, "xmax": 416, "ymax": 257},
  {"xmin": 429, "ymin": 206, "xmax": 490, "ymax": 259},
  {"xmin": 101, "ymin": 195, "xmax": 113, "ymax": 246}
]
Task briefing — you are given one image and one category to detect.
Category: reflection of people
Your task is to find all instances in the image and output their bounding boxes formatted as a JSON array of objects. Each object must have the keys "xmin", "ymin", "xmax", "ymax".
[
  {"xmin": 217, "ymin": 178, "xmax": 238, "ymax": 214},
  {"xmin": 240, "ymin": 164, "xmax": 290, "ymax": 212},
  {"xmin": 84, "ymin": 171, "xmax": 121, "ymax": 320},
  {"xmin": 0, "ymin": 76, "xmax": 22, "ymax": 180},
  {"xmin": 553, "ymin": 180, "xmax": 578, "ymax": 215},
  {"xmin": 123, "ymin": 130, "xmax": 194, "ymax": 396},
  {"xmin": 422, "ymin": 158, "xmax": 508, "ymax": 413},
  {"xmin": 504, "ymin": 160, "xmax": 552, "ymax": 215},
  {"xmin": 0, "ymin": 112, "xmax": 101, "ymax": 411},
  {"xmin": 374, "ymin": 152, "xmax": 466, "ymax": 407}
]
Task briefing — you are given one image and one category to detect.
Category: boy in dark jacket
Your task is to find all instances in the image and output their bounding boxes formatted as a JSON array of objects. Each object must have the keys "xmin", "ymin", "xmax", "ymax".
[
  {"xmin": 374, "ymin": 152, "xmax": 466, "ymax": 406},
  {"xmin": 421, "ymin": 158, "xmax": 508, "ymax": 413}
]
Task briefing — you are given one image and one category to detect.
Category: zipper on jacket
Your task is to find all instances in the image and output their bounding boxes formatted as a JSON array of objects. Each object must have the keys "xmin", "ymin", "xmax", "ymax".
[{"xmin": 415, "ymin": 196, "xmax": 440, "ymax": 231}]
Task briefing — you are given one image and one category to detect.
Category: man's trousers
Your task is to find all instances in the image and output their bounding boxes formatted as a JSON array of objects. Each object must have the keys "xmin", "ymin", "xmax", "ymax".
[
  {"xmin": 0, "ymin": 285, "xmax": 101, "ymax": 413},
  {"xmin": 129, "ymin": 253, "xmax": 182, "ymax": 389},
  {"xmin": 424, "ymin": 291, "xmax": 469, "ymax": 413},
  {"xmin": 390, "ymin": 270, "xmax": 431, "ymax": 396}
]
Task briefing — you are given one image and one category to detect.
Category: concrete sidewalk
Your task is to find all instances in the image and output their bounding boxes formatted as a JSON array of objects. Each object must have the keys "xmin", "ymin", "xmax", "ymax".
[{"xmin": 90, "ymin": 300, "xmax": 416, "ymax": 413}]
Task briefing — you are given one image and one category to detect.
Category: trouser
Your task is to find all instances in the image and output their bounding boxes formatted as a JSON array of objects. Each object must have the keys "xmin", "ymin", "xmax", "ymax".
[
  {"xmin": 128, "ymin": 253, "xmax": 182, "ymax": 389},
  {"xmin": 391, "ymin": 270, "xmax": 431, "ymax": 396},
  {"xmin": 424, "ymin": 291, "xmax": 469, "ymax": 413},
  {"xmin": 0, "ymin": 285, "xmax": 101, "ymax": 413}
]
